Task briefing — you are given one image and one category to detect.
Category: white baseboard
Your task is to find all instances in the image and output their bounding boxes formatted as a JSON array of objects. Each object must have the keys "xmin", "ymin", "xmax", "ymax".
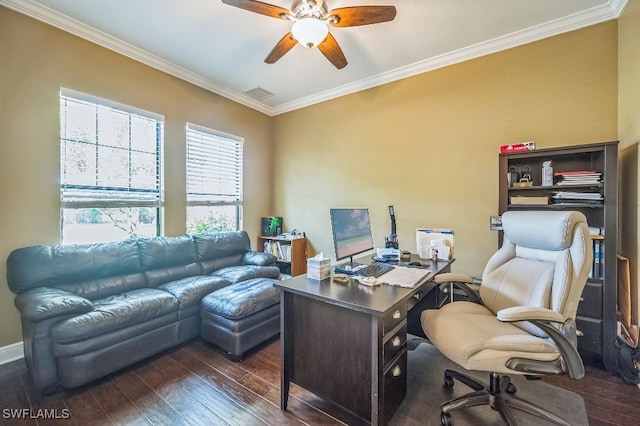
[{"xmin": 0, "ymin": 341, "xmax": 24, "ymax": 365}]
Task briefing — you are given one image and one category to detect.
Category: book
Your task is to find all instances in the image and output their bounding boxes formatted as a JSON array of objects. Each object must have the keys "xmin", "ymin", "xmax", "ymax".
[{"xmin": 593, "ymin": 239, "xmax": 601, "ymax": 279}]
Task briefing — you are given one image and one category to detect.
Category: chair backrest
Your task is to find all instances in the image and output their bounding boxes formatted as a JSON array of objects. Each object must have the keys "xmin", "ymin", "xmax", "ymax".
[{"xmin": 480, "ymin": 210, "xmax": 593, "ymax": 336}]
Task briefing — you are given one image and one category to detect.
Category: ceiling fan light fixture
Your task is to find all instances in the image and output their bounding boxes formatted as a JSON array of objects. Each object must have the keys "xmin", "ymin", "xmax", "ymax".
[
  {"xmin": 222, "ymin": 0, "xmax": 397, "ymax": 69},
  {"xmin": 291, "ymin": 18, "xmax": 328, "ymax": 48}
]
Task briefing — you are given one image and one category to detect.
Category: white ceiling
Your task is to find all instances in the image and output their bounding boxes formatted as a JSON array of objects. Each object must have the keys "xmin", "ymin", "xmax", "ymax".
[{"xmin": 2, "ymin": 0, "xmax": 627, "ymax": 116}]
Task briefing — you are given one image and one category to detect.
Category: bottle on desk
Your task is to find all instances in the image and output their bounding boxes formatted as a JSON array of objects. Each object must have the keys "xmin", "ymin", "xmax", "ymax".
[{"xmin": 432, "ymin": 248, "xmax": 439, "ymax": 263}]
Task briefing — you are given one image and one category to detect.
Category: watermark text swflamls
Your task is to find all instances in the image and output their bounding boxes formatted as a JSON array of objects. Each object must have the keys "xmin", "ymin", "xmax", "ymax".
[{"xmin": 3, "ymin": 408, "xmax": 71, "ymax": 419}]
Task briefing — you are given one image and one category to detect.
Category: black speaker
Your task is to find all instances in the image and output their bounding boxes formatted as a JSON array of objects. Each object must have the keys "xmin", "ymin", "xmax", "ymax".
[{"xmin": 261, "ymin": 217, "xmax": 282, "ymax": 236}]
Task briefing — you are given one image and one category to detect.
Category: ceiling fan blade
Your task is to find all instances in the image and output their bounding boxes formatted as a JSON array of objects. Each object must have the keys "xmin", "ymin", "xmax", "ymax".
[
  {"xmin": 265, "ymin": 32, "xmax": 298, "ymax": 64},
  {"xmin": 317, "ymin": 33, "xmax": 347, "ymax": 69},
  {"xmin": 221, "ymin": 0, "xmax": 290, "ymax": 19},
  {"xmin": 328, "ymin": 6, "xmax": 397, "ymax": 27}
]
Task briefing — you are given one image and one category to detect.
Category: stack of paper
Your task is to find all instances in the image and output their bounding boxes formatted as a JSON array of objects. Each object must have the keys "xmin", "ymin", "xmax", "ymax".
[
  {"xmin": 554, "ymin": 171, "xmax": 602, "ymax": 186},
  {"xmin": 553, "ymin": 191, "xmax": 603, "ymax": 204},
  {"xmin": 378, "ymin": 266, "xmax": 430, "ymax": 288}
]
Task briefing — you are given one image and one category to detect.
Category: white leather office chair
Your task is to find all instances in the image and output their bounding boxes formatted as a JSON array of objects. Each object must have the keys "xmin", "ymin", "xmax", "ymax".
[{"xmin": 421, "ymin": 210, "xmax": 593, "ymax": 425}]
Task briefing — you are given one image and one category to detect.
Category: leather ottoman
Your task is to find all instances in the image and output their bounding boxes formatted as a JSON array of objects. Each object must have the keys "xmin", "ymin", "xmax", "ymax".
[{"xmin": 200, "ymin": 277, "xmax": 280, "ymax": 359}]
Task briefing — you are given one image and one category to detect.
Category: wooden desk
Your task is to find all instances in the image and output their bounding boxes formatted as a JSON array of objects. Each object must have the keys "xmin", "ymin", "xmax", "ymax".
[{"xmin": 275, "ymin": 257, "xmax": 452, "ymax": 425}]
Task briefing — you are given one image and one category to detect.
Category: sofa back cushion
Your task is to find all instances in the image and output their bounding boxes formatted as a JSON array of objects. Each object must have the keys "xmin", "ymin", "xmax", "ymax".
[
  {"xmin": 7, "ymin": 240, "xmax": 146, "ymax": 300},
  {"xmin": 194, "ymin": 231, "xmax": 251, "ymax": 275},
  {"xmin": 139, "ymin": 234, "xmax": 201, "ymax": 287}
]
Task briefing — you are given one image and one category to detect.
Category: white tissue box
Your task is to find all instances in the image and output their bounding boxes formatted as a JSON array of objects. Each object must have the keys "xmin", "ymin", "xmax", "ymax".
[{"xmin": 307, "ymin": 258, "xmax": 331, "ymax": 280}]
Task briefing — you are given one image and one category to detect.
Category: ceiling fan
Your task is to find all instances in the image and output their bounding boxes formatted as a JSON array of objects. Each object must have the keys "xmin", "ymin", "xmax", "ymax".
[{"xmin": 221, "ymin": 0, "xmax": 397, "ymax": 69}]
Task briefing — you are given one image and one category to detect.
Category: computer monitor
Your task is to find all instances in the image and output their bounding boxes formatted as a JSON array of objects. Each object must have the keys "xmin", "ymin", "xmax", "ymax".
[{"xmin": 330, "ymin": 208, "xmax": 375, "ymax": 266}]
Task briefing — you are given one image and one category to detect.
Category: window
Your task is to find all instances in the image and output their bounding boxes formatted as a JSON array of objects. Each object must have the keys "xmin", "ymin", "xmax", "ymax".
[
  {"xmin": 60, "ymin": 89, "xmax": 163, "ymax": 244},
  {"xmin": 186, "ymin": 123, "xmax": 243, "ymax": 234}
]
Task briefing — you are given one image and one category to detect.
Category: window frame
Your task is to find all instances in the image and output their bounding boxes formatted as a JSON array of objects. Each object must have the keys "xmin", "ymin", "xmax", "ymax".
[
  {"xmin": 59, "ymin": 88, "xmax": 164, "ymax": 243},
  {"xmin": 186, "ymin": 123, "xmax": 244, "ymax": 233}
]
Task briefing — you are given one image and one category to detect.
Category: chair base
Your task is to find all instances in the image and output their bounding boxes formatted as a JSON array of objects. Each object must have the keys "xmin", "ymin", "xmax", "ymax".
[{"xmin": 440, "ymin": 369, "xmax": 570, "ymax": 426}]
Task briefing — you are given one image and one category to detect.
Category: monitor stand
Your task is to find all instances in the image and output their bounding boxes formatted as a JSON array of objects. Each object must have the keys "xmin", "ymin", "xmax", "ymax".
[{"xmin": 334, "ymin": 256, "xmax": 365, "ymax": 275}]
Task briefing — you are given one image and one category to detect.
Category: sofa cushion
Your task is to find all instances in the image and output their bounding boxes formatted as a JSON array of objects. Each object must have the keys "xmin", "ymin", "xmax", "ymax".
[
  {"xmin": 55, "ymin": 273, "xmax": 148, "ymax": 302},
  {"xmin": 201, "ymin": 278, "xmax": 280, "ymax": 320},
  {"xmin": 157, "ymin": 275, "xmax": 230, "ymax": 310},
  {"xmin": 212, "ymin": 265, "xmax": 281, "ymax": 283},
  {"xmin": 51, "ymin": 288, "xmax": 178, "ymax": 343},
  {"xmin": 194, "ymin": 231, "xmax": 251, "ymax": 261},
  {"xmin": 199, "ymin": 254, "xmax": 245, "ymax": 276},
  {"xmin": 6, "ymin": 239, "xmax": 144, "ymax": 298},
  {"xmin": 138, "ymin": 235, "xmax": 201, "ymax": 287}
]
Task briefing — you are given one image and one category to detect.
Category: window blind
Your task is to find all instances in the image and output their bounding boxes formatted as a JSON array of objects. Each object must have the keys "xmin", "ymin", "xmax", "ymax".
[
  {"xmin": 186, "ymin": 124, "xmax": 243, "ymax": 206},
  {"xmin": 60, "ymin": 91, "xmax": 163, "ymax": 209}
]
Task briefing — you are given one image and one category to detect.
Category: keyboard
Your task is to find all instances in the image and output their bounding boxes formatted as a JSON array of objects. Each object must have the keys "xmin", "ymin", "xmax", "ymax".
[{"xmin": 354, "ymin": 262, "xmax": 395, "ymax": 278}]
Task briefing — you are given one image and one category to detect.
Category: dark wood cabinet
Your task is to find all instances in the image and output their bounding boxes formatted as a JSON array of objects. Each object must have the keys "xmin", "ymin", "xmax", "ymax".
[
  {"xmin": 277, "ymin": 258, "xmax": 451, "ymax": 425},
  {"xmin": 280, "ymin": 294, "xmax": 408, "ymax": 424},
  {"xmin": 498, "ymin": 141, "xmax": 618, "ymax": 373}
]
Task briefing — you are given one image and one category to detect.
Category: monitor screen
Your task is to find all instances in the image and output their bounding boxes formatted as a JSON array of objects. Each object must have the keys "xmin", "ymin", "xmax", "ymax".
[{"xmin": 330, "ymin": 208, "xmax": 375, "ymax": 261}]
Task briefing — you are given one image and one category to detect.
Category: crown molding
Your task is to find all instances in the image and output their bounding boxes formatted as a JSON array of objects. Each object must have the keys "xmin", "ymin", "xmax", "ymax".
[
  {"xmin": 1, "ymin": 0, "xmax": 627, "ymax": 116},
  {"xmin": 271, "ymin": 0, "xmax": 627, "ymax": 115}
]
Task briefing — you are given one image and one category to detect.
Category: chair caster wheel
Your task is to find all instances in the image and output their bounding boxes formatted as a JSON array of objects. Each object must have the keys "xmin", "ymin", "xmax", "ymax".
[
  {"xmin": 443, "ymin": 374, "xmax": 454, "ymax": 388},
  {"xmin": 506, "ymin": 383, "xmax": 517, "ymax": 394},
  {"xmin": 441, "ymin": 411, "xmax": 453, "ymax": 425}
]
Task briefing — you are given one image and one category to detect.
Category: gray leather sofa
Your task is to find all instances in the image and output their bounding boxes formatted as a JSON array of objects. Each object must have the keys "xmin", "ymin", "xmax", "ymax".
[{"xmin": 6, "ymin": 231, "xmax": 280, "ymax": 394}]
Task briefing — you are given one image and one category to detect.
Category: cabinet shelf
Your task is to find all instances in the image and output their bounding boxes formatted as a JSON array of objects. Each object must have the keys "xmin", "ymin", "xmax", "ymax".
[
  {"xmin": 257, "ymin": 236, "xmax": 307, "ymax": 277},
  {"xmin": 499, "ymin": 141, "xmax": 618, "ymax": 374},
  {"xmin": 508, "ymin": 183, "xmax": 604, "ymax": 191},
  {"xmin": 507, "ymin": 203, "xmax": 603, "ymax": 209}
]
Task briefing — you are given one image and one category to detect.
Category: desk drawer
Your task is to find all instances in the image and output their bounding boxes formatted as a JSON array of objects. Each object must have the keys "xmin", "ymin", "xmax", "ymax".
[
  {"xmin": 384, "ymin": 303, "xmax": 407, "ymax": 334},
  {"xmin": 383, "ymin": 320, "xmax": 407, "ymax": 367},
  {"xmin": 383, "ymin": 349, "xmax": 407, "ymax": 424},
  {"xmin": 407, "ymin": 282, "xmax": 436, "ymax": 311}
]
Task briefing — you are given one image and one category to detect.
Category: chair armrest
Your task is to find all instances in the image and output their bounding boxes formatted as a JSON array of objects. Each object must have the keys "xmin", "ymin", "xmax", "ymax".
[
  {"xmin": 433, "ymin": 273, "xmax": 482, "ymax": 304},
  {"xmin": 433, "ymin": 272, "xmax": 474, "ymax": 284},
  {"xmin": 498, "ymin": 306, "xmax": 584, "ymax": 379},
  {"xmin": 242, "ymin": 251, "xmax": 277, "ymax": 266},
  {"xmin": 14, "ymin": 287, "xmax": 93, "ymax": 322},
  {"xmin": 497, "ymin": 306, "xmax": 564, "ymax": 323}
]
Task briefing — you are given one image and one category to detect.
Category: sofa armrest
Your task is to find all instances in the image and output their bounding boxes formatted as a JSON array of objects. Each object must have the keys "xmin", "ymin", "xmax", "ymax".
[
  {"xmin": 242, "ymin": 251, "xmax": 277, "ymax": 266},
  {"xmin": 15, "ymin": 287, "xmax": 93, "ymax": 322}
]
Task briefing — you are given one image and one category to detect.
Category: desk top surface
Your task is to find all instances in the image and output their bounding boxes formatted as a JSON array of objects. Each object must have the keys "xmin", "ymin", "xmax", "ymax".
[{"xmin": 275, "ymin": 256, "xmax": 452, "ymax": 316}]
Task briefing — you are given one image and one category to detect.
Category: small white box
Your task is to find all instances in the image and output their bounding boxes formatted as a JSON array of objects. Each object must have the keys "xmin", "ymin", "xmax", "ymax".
[{"xmin": 307, "ymin": 257, "xmax": 331, "ymax": 280}]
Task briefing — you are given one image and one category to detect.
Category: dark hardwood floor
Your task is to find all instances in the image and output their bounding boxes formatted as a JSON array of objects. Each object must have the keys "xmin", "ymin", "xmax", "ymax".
[{"xmin": 0, "ymin": 338, "xmax": 638, "ymax": 425}]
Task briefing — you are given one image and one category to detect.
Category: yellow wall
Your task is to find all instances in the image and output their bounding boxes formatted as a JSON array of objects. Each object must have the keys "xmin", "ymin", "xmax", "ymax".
[
  {"xmin": 619, "ymin": 0, "xmax": 640, "ymax": 324},
  {"xmin": 0, "ymin": 7, "xmax": 274, "ymax": 347},
  {"xmin": 274, "ymin": 21, "xmax": 619, "ymax": 275},
  {"xmin": 0, "ymin": 6, "xmax": 630, "ymax": 351}
]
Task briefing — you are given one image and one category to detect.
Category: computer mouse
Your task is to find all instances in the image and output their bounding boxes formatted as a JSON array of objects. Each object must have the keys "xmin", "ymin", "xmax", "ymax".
[{"xmin": 408, "ymin": 261, "xmax": 423, "ymax": 266}]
